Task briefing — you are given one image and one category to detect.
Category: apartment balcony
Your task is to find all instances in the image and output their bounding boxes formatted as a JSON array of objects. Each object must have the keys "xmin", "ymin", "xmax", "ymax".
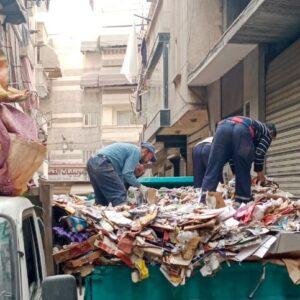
[
  {"xmin": 35, "ymin": 64, "xmax": 49, "ymax": 98},
  {"xmin": 38, "ymin": 44, "xmax": 62, "ymax": 78},
  {"xmin": 102, "ymin": 92, "xmax": 132, "ymax": 106},
  {"xmin": 80, "ymin": 72, "xmax": 136, "ymax": 89},
  {"xmin": 144, "ymin": 109, "xmax": 170, "ymax": 141},
  {"xmin": 81, "ymin": 41, "xmax": 99, "ymax": 53},
  {"xmin": 188, "ymin": 0, "xmax": 300, "ymax": 87}
]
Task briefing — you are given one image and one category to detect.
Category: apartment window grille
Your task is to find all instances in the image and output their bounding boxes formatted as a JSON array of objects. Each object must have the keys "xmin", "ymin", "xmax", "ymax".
[
  {"xmin": 117, "ymin": 111, "xmax": 135, "ymax": 126},
  {"xmin": 83, "ymin": 113, "xmax": 99, "ymax": 127}
]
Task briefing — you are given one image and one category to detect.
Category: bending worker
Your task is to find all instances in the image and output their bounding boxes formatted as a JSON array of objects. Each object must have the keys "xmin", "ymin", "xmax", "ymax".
[
  {"xmin": 193, "ymin": 137, "xmax": 234, "ymax": 188},
  {"xmin": 202, "ymin": 116, "xmax": 277, "ymax": 203},
  {"xmin": 192, "ymin": 137, "xmax": 215, "ymax": 188},
  {"xmin": 87, "ymin": 142, "xmax": 156, "ymax": 206}
]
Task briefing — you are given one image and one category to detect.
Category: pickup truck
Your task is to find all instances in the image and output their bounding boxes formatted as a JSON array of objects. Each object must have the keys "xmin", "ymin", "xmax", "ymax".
[{"xmin": 0, "ymin": 196, "xmax": 77, "ymax": 300}]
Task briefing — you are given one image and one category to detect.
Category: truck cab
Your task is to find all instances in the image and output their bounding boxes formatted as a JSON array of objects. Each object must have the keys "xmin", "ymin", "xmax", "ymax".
[
  {"xmin": 0, "ymin": 197, "xmax": 46, "ymax": 299},
  {"xmin": 0, "ymin": 197, "xmax": 77, "ymax": 300}
]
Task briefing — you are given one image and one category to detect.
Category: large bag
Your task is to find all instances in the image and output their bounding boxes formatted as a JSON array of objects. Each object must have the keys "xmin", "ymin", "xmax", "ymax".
[{"xmin": 7, "ymin": 133, "xmax": 46, "ymax": 196}]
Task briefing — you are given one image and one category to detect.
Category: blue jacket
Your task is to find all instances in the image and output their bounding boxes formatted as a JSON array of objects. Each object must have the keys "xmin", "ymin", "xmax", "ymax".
[{"xmin": 99, "ymin": 143, "xmax": 141, "ymax": 187}]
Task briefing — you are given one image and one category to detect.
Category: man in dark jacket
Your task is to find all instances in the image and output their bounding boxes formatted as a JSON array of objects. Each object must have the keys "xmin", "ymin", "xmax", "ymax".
[
  {"xmin": 193, "ymin": 137, "xmax": 214, "ymax": 188},
  {"xmin": 202, "ymin": 116, "xmax": 277, "ymax": 203}
]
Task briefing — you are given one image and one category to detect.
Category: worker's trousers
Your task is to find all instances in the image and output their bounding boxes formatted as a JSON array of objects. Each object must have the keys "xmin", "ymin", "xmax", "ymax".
[
  {"xmin": 193, "ymin": 142, "xmax": 223, "ymax": 188},
  {"xmin": 202, "ymin": 122, "xmax": 254, "ymax": 202},
  {"xmin": 87, "ymin": 155, "xmax": 126, "ymax": 206}
]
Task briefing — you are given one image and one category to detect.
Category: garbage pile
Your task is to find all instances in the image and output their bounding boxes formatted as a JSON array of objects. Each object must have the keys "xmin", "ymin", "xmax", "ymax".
[{"xmin": 52, "ymin": 182, "xmax": 300, "ymax": 286}]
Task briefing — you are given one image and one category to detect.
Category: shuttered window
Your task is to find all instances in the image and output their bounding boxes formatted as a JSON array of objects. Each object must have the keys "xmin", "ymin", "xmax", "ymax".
[{"xmin": 266, "ymin": 39, "xmax": 300, "ymax": 196}]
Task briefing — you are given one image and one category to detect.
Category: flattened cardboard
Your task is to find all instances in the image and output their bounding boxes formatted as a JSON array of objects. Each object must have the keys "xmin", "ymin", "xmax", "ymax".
[{"xmin": 270, "ymin": 232, "xmax": 300, "ymax": 254}]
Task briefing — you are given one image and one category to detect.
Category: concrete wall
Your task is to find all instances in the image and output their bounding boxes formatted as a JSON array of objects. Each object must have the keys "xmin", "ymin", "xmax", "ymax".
[
  {"xmin": 84, "ymin": 44, "xmax": 142, "ymax": 146},
  {"xmin": 40, "ymin": 74, "xmax": 102, "ymax": 165},
  {"xmin": 140, "ymin": 0, "xmax": 223, "ymax": 175},
  {"xmin": 169, "ymin": 0, "xmax": 222, "ymax": 126},
  {"xmin": 146, "ymin": 0, "xmax": 171, "ymax": 55},
  {"xmin": 83, "ymin": 52, "xmax": 102, "ymax": 71},
  {"xmin": 205, "ymin": 46, "xmax": 266, "ymax": 131},
  {"xmin": 187, "ymin": 0, "xmax": 223, "ymax": 74},
  {"xmin": 207, "ymin": 80, "xmax": 221, "ymax": 133},
  {"xmin": 243, "ymin": 46, "xmax": 266, "ymax": 121},
  {"xmin": 143, "ymin": 0, "xmax": 222, "ymax": 128}
]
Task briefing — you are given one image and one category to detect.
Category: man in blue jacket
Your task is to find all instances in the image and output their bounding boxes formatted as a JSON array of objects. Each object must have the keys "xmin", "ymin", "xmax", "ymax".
[{"xmin": 87, "ymin": 142, "xmax": 156, "ymax": 206}]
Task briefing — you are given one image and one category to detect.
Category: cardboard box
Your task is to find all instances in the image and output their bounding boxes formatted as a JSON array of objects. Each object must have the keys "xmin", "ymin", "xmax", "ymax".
[
  {"xmin": 147, "ymin": 188, "xmax": 158, "ymax": 204},
  {"xmin": 53, "ymin": 235, "xmax": 99, "ymax": 264},
  {"xmin": 65, "ymin": 250, "xmax": 102, "ymax": 268},
  {"xmin": 269, "ymin": 232, "xmax": 300, "ymax": 254}
]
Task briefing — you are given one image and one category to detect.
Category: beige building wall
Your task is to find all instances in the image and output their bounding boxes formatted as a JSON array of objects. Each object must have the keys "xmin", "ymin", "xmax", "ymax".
[
  {"xmin": 41, "ymin": 35, "xmax": 142, "ymax": 181},
  {"xmin": 40, "ymin": 37, "xmax": 101, "ymax": 180},
  {"xmin": 139, "ymin": 0, "xmax": 223, "ymax": 175},
  {"xmin": 81, "ymin": 35, "xmax": 142, "ymax": 147}
]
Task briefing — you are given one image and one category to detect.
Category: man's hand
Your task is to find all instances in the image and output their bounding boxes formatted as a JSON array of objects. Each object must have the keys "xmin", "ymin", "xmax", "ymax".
[
  {"xmin": 135, "ymin": 164, "xmax": 145, "ymax": 178},
  {"xmin": 256, "ymin": 171, "xmax": 266, "ymax": 183}
]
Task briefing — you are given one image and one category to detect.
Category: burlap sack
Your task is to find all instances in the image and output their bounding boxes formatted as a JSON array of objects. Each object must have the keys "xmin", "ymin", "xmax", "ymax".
[{"xmin": 7, "ymin": 133, "xmax": 46, "ymax": 195}]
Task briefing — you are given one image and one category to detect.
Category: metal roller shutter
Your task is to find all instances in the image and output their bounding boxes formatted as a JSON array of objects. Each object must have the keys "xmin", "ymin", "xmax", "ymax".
[{"xmin": 266, "ymin": 39, "xmax": 300, "ymax": 196}]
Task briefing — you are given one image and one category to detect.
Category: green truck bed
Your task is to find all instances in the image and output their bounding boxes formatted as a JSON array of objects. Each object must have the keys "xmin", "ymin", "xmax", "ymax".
[
  {"xmin": 84, "ymin": 177, "xmax": 300, "ymax": 300},
  {"xmin": 139, "ymin": 176, "xmax": 194, "ymax": 188},
  {"xmin": 85, "ymin": 263, "xmax": 300, "ymax": 300}
]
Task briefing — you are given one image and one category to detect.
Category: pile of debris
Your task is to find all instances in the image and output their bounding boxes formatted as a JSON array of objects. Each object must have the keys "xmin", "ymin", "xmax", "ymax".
[{"xmin": 52, "ymin": 182, "xmax": 300, "ymax": 286}]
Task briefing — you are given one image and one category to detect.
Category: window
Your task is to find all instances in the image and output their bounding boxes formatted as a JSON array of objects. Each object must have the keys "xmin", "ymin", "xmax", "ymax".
[
  {"xmin": 141, "ymin": 33, "xmax": 170, "ymax": 118},
  {"xmin": 117, "ymin": 111, "xmax": 135, "ymax": 126},
  {"xmin": 0, "ymin": 217, "xmax": 15, "ymax": 300},
  {"xmin": 83, "ymin": 113, "xmax": 99, "ymax": 127},
  {"xmin": 23, "ymin": 216, "xmax": 42, "ymax": 299},
  {"xmin": 37, "ymin": 218, "xmax": 45, "ymax": 249}
]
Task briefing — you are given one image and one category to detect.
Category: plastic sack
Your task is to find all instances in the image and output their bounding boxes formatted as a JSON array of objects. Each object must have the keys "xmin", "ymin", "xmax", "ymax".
[{"xmin": 7, "ymin": 133, "xmax": 46, "ymax": 195}]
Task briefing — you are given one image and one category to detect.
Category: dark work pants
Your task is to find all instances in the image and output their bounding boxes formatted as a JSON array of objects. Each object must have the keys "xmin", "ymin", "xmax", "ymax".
[
  {"xmin": 202, "ymin": 122, "xmax": 254, "ymax": 202},
  {"xmin": 192, "ymin": 143, "xmax": 216, "ymax": 188},
  {"xmin": 87, "ymin": 155, "xmax": 126, "ymax": 206}
]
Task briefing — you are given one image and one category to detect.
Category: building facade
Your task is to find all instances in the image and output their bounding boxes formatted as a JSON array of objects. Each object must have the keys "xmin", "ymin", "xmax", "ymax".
[
  {"xmin": 137, "ymin": 0, "xmax": 222, "ymax": 176},
  {"xmin": 139, "ymin": 0, "xmax": 300, "ymax": 196},
  {"xmin": 188, "ymin": 0, "xmax": 300, "ymax": 196},
  {"xmin": 41, "ymin": 34, "xmax": 142, "ymax": 183},
  {"xmin": 0, "ymin": 0, "xmax": 56, "ymax": 117},
  {"xmin": 0, "ymin": 0, "xmax": 60, "ymax": 181},
  {"xmin": 81, "ymin": 35, "xmax": 142, "ymax": 148}
]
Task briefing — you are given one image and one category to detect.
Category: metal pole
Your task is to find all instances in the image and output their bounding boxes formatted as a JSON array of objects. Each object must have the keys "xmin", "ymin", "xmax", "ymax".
[{"xmin": 40, "ymin": 181, "xmax": 54, "ymax": 275}]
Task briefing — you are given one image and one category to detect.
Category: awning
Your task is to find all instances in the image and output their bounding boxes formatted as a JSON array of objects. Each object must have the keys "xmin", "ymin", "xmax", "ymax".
[
  {"xmin": 81, "ymin": 41, "xmax": 99, "ymax": 53},
  {"xmin": 0, "ymin": 0, "xmax": 26, "ymax": 25},
  {"xmin": 188, "ymin": 0, "xmax": 300, "ymax": 87},
  {"xmin": 81, "ymin": 72, "xmax": 135, "ymax": 89}
]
